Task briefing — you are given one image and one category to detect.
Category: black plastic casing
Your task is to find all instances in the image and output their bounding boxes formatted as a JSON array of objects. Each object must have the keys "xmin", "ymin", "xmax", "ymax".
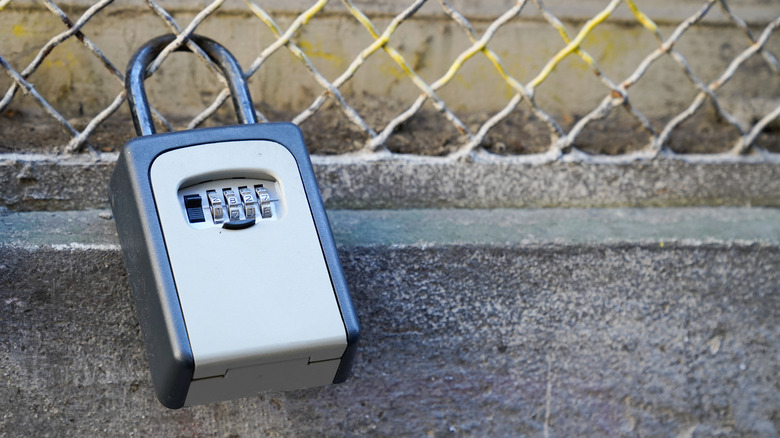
[{"xmin": 108, "ymin": 122, "xmax": 360, "ymax": 409}]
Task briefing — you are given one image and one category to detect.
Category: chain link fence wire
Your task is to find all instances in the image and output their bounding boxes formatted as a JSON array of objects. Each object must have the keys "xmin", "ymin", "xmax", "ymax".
[{"xmin": 0, "ymin": 0, "xmax": 779, "ymax": 159}]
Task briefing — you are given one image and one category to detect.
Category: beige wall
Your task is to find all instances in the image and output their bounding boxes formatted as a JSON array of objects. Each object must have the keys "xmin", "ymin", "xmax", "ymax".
[{"xmin": 1, "ymin": 1, "xmax": 778, "ymax": 123}]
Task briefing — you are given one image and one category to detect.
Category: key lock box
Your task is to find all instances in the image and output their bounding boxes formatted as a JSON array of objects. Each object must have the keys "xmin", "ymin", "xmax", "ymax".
[{"xmin": 109, "ymin": 34, "xmax": 359, "ymax": 408}]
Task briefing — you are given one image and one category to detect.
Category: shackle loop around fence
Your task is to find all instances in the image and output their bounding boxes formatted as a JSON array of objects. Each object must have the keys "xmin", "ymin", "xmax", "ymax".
[{"xmin": 125, "ymin": 34, "xmax": 258, "ymax": 136}]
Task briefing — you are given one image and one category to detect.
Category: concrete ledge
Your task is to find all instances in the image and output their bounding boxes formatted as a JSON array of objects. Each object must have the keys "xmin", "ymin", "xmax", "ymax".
[
  {"xmin": 3, "ymin": 207, "xmax": 779, "ymax": 246},
  {"xmin": 2, "ymin": 153, "xmax": 780, "ymax": 210},
  {"xmin": 1, "ymin": 208, "xmax": 778, "ymax": 436}
]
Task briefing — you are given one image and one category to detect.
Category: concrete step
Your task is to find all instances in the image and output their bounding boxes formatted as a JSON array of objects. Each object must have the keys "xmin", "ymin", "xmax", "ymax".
[
  {"xmin": 2, "ymin": 153, "xmax": 780, "ymax": 210},
  {"xmin": 1, "ymin": 208, "xmax": 779, "ymax": 436}
]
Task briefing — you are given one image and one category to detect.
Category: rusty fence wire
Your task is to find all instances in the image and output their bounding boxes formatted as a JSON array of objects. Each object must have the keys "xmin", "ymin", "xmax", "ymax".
[{"xmin": 0, "ymin": 0, "xmax": 779, "ymax": 160}]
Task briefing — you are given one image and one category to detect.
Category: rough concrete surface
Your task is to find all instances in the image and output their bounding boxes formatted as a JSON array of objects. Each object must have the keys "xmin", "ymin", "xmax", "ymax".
[
  {"xmin": 2, "ymin": 153, "xmax": 780, "ymax": 211},
  {"xmin": 1, "ymin": 209, "xmax": 778, "ymax": 436}
]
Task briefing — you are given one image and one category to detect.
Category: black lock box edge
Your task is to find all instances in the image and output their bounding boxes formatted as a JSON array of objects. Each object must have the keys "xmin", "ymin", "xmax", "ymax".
[{"xmin": 109, "ymin": 122, "xmax": 360, "ymax": 409}]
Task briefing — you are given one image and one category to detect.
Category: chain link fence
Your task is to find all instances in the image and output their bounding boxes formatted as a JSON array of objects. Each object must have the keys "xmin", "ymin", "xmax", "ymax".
[{"xmin": 1, "ymin": 0, "xmax": 779, "ymax": 160}]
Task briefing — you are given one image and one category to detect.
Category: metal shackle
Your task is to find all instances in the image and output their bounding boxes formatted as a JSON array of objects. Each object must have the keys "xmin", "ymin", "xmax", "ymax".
[{"xmin": 125, "ymin": 34, "xmax": 258, "ymax": 136}]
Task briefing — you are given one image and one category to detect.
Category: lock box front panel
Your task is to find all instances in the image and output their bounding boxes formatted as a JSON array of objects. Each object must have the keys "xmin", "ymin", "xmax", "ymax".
[
  {"xmin": 108, "ymin": 123, "xmax": 359, "ymax": 409},
  {"xmin": 150, "ymin": 140, "xmax": 347, "ymax": 405}
]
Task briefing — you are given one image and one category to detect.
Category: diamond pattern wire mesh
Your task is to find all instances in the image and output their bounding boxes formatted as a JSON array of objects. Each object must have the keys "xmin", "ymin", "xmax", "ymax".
[{"xmin": 0, "ymin": 0, "xmax": 779, "ymax": 159}]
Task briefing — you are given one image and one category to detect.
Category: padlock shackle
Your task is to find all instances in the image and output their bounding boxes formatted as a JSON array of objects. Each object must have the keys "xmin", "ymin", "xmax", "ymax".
[{"xmin": 126, "ymin": 34, "xmax": 258, "ymax": 136}]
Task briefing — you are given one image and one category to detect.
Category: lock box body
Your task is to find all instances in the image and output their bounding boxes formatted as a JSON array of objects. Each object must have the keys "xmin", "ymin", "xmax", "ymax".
[{"xmin": 109, "ymin": 122, "xmax": 359, "ymax": 408}]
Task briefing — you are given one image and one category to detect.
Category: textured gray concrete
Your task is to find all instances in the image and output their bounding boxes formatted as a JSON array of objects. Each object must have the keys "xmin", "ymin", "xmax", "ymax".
[
  {"xmin": 4, "ymin": 207, "xmax": 779, "ymax": 247},
  {"xmin": 1, "ymin": 209, "xmax": 778, "ymax": 436},
  {"xmin": 2, "ymin": 153, "xmax": 780, "ymax": 210}
]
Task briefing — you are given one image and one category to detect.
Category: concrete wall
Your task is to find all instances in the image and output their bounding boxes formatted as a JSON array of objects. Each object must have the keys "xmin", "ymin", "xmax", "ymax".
[
  {"xmin": 1, "ymin": 2, "xmax": 779, "ymax": 436},
  {"xmin": 2, "ymin": 153, "xmax": 780, "ymax": 211},
  {"xmin": 1, "ymin": 209, "xmax": 779, "ymax": 436},
  {"xmin": 1, "ymin": 1, "xmax": 778, "ymax": 121}
]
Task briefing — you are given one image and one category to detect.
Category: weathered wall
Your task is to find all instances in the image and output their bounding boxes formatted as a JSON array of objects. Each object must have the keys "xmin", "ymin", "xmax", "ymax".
[
  {"xmin": 1, "ymin": 209, "xmax": 779, "ymax": 436},
  {"xmin": 2, "ymin": 154, "xmax": 780, "ymax": 211},
  {"xmin": 1, "ymin": 1, "xmax": 778, "ymax": 120},
  {"xmin": 1, "ymin": 2, "xmax": 779, "ymax": 436}
]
